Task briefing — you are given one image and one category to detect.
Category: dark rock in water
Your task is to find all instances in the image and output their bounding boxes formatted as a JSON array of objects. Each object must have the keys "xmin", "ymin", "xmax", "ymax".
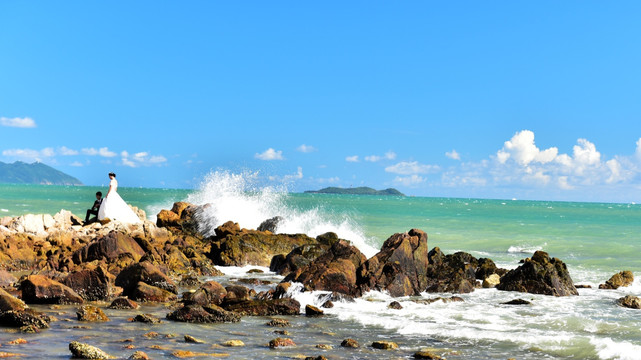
[
  {"xmin": 166, "ymin": 304, "xmax": 240, "ymax": 323},
  {"xmin": 475, "ymin": 258, "xmax": 507, "ymax": 279},
  {"xmin": 305, "ymin": 356, "xmax": 328, "ymax": 360},
  {"xmin": 502, "ymin": 298, "xmax": 531, "ymax": 305},
  {"xmin": 617, "ymin": 295, "xmax": 641, "ymax": 309},
  {"xmin": 72, "ymin": 230, "xmax": 145, "ymax": 266},
  {"xmin": 0, "ymin": 288, "xmax": 27, "ymax": 312},
  {"xmin": 372, "ymin": 340, "xmax": 398, "ymax": 350},
  {"xmin": 178, "ymin": 275, "xmax": 203, "ymax": 288},
  {"xmin": 599, "ymin": 271, "xmax": 634, "ymax": 290},
  {"xmin": 76, "ymin": 305, "xmax": 110, "ymax": 322},
  {"xmin": 222, "ymin": 298, "xmax": 300, "ymax": 316},
  {"xmin": 258, "ymin": 216, "xmax": 283, "ymax": 233},
  {"xmin": 208, "ymin": 221, "xmax": 317, "ymax": 267},
  {"xmin": 575, "ymin": 284, "xmax": 592, "ymax": 289},
  {"xmin": 283, "ymin": 239, "xmax": 366, "ymax": 297},
  {"xmin": 388, "ymin": 301, "xmax": 403, "ymax": 309},
  {"xmin": 132, "ymin": 313, "xmax": 162, "ymax": 324},
  {"xmin": 271, "ymin": 242, "xmax": 331, "ymax": 277},
  {"xmin": 423, "ymin": 248, "xmax": 477, "ymax": 294},
  {"xmin": 341, "ymin": 338, "xmax": 359, "ymax": 348},
  {"xmin": 305, "ymin": 304, "xmax": 324, "ymax": 316},
  {"xmin": 184, "ymin": 281, "xmax": 227, "ymax": 306},
  {"xmin": 247, "ymin": 268, "xmax": 264, "ymax": 274},
  {"xmin": 63, "ymin": 266, "xmax": 113, "ymax": 301},
  {"xmin": 414, "ymin": 351, "xmax": 443, "ymax": 359},
  {"xmin": 0, "ymin": 309, "xmax": 50, "ymax": 329},
  {"xmin": 130, "ymin": 282, "xmax": 177, "ymax": 302},
  {"xmin": 128, "ymin": 351, "xmax": 150, "ymax": 360},
  {"xmin": 115, "ymin": 261, "xmax": 177, "ymax": 296},
  {"xmin": 222, "ymin": 285, "xmax": 256, "ymax": 304},
  {"xmin": 184, "ymin": 334, "xmax": 205, "ymax": 344},
  {"xmin": 68, "ymin": 341, "xmax": 110, "ymax": 360},
  {"xmin": 413, "ymin": 296, "xmax": 464, "ymax": 305},
  {"xmin": 322, "ymin": 300, "xmax": 334, "ymax": 308},
  {"xmin": 266, "ymin": 318, "xmax": 290, "ymax": 327},
  {"xmin": 20, "ymin": 275, "xmax": 84, "ymax": 304},
  {"xmin": 108, "ymin": 297, "xmax": 139, "ymax": 310},
  {"xmin": 496, "ymin": 251, "xmax": 578, "ymax": 296},
  {"xmin": 357, "ymin": 229, "xmax": 429, "ymax": 297},
  {"xmin": 269, "ymin": 337, "xmax": 295, "ymax": 348},
  {"xmin": 0, "ymin": 269, "xmax": 17, "ymax": 287}
]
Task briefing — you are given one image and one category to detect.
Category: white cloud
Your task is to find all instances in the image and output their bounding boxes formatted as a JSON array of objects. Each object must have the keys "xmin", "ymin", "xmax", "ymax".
[
  {"xmin": 636, "ymin": 138, "xmax": 641, "ymax": 160},
  {"xmin": 446, "ymin": 150, "xmax": 461, "ymax": 160},
  {"xmin": 255, "ymin": 148, "xmax": 284, "ymax": 161},
  {"xmin": 41, "ymin": 147, "xmax": 55, "ymax": 157},
  {"xmin": 393, "ymin": 175, "xmax": 426, "ymax": 186},
  {"xmin": 365, "ymin": 151, "xmax": 396, "ymax": 162},
  {"xmin": 59, "ymin": 146, "xmax": 79, "ymax": 156},
  {"xmin": 0, "ymin": 117, "xmax": 36, "ymax": 128},
  {"xmin": 70, "ymin": 161, "xmax": 84, "ymax": 167},
  {"xmin": 385, "ymin": 161, "xmax": 440, "ymax": 175},
  {"xmin": 497, "ymin": 130, "xmax": 558, "ymax": 166},
  {"xmin": 365, "ymin": 155, "xmax": 381, "ymax": 162},
  {"xmin": 345, "ymin": 155, "xmax": 359, "ymax": 162},
  {"xmin": 82, "ymin": 148, "xmax": 99, "ymax": 156},
  {"xmin": 121, "ymin": 150, "xmax": 168, "ymax": 168},
  {"xmin": 2, "ymin": 148, "xmax": 54, "ymax": 162},
  {"xmin": 99, "ymin": 147, "xmax": 117, "ymax": 158},
  {"xmin": 284, "ymin": 166, "xmax": 303, "ymax": 181},
  {"xmin": 297, "ymin": 144, "xmax": 317, "ymax": 153},
  {"xmin": 318, "ymin": 176, "xmax": 340, "ymax": 184}
]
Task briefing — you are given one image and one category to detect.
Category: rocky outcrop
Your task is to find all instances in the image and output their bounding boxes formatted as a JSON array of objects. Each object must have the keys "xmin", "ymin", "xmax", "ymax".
[
  {"xmin": 72, "ymin": 231, "xmax": 146, "ymax": 267},
  {"xmin": 497, "ymin": 251, "xmax": 578, "ymax": 296},
  {"xmin": 115, "ymin": 261, "xmax": 177, "ymax": 296},
  {"xmin": 222, "ymin": 298, "xmax": 301, "ymax": 316},
  {"xmin": 617, "ymin": 295, "xmax": 641, "ymax": 309},
  {"xmin": 62, "ymin": 266, "xmax": 115, "ymax": 301},
  {"xmin": 257, "ymin": 216, "xmax": 283, "ymax": 233},
  {"xmin": 599, "ymin": 271, "xmax": 634, "ymax": 290},
  {"xmin": 357, "ymin": 229, "xmax": 428, "ymax": 297},
  {"xmin": 283, "ymin": 239, "xmax": 366, "ymax": 296},
  {"xmin": 183, "ymin": 281, "xmax": 227, "ymax": 306},
  {"xmin": 270, "ymin": 232, "xmax": 339, "ymax": 277},
  {"xmin": 208, "ymin": 221, "xmax": 317, "ymax": 266},
  {"xmin": 20, "ymin": 275, "xmax": 84, "ymax": 304},
  {"xmin": 166, "ymin": 304, "xmax": 240, "ymax": 323},
  {"xmin": 0, "ymin": 308, "xmax": 50, "ymax": 329},
  {"xmin": 0, "ymin": 288, "xmax": 26, "ymax": 312},
  {"xmin": 423, "ymin": 248, "xmax": 477, "ymax": 293},
  {"xmin": 130, "ymin": 282, "xmax": 177, "ymax": 302}
]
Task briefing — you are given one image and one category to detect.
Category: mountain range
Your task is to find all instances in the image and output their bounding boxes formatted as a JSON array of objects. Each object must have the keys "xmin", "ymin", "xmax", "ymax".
[{"xmin": 0, "ymin": 161, "xmax": 83, "ymax": 185}]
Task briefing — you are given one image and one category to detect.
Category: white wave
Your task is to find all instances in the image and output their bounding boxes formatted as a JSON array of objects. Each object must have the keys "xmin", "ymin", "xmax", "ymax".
[
  {"xmin": 0, "ymin": 209, "xmax": 8, "ymax": 212},
  {"xmin": 591, "ymin": 337, "xmax": 641, "ymax": 360},
  {"xmin": 185, "ymin": 170, "xmax": 379, "ymax": 257},
  {"xmin": 213, "ymin": 265, "xmax": 272, "ymax": 277},
  {"xmin": 507, "ymin": 244, "xmax": 544, "ymax": 254}
]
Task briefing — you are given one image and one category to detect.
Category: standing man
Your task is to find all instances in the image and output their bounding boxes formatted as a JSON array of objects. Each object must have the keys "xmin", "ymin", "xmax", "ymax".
[{"xmin": 84, "ymin": 191, "xmax": 103, "ymax": 225}]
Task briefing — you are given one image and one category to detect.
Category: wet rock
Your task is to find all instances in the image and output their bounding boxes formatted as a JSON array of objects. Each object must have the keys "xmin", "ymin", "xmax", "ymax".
[
  {"xmin": 257, "ymin": 216, "xmax": 283, "ymax": 233},
  {"xmin": 247, "ymin": 268, "xmax": 264, "ymax": 274},
  {"xmin": 272, "ymin": 282, "xmax": 291, "ymax": 299},
  {"xmin": 222, "ymin": 340, "xmax": 245, "ymax": 347},
  {"xmin": 222, "ymin": 285, "xmax": 256, "ymax": 304},
  {"xmin": 266, "ymin": 318, "xmax": 290, "ymax": 327},
  {"xmin": 0, "ymin": 269, "xmax": 17, "ymax": 287},
  {"xmin": 497, "ymin": 251, "xmax": 578, "ymax": 296},
  {"xmin": 20, "ymin": 275, "xmax": 84, "ymax": 304},
  {"xmin": 108, "ymin": 297, "xmax": 139, "ymax": 310},
  {"xmin": 316, "ymin": 344, "xmax": 332, "ymax": 349},
  {"xmin": 269, "ymin": 337, "xmax": 295, "ymax": 348},
  {"xmin": 424, "ymin": 249, "xmax": 478, "ymax": 294},
  {"xmin": 130, "ymin": 282, "xmax": 177, "ymax": 302},
  {"xmin": 617, "ymin": 295, "xmax": 641, "ymax": 309},
  {"xmin": 115, "ymin": 261, "xmax": 177, "ymax": 296},
  {"xmin": 76, "ymin": 305, "xmax": 110, "ymax": 322},
  {"xmin": 475, "ymin": 257, "xmax": 507, "ymax": 280},
  {"xmin": 358, "ymin": 229, "xmax": 429, "ymax": 297},
  {"xmin": 63, "ymin": 266, "xmax": 114, "ymax": 301},
  {"xmin": 72, "ymin": 230, "xmax": 145, "ymax": 265},
  {"xmin": 166, "ymin": 304, "xmax": 240, "ymax": 323},
  {"xmin": 68, "ymin": 341, "xmax": 110, "ymax": 360},
  {"xmin": 599, "ymin": 271, "xmax": 634, "ymax": 290},
  {"xmin": 178, "ymin": 275, "xmax": 203, "ymax": 288},
  {"xmin": 372, "ymin": 340, "xmax": 398, "ymax": 350},
  {"xmin": 482, "ymin": 274, "xmax": 501, "ymax": 288},
  {"xmin": 0, "ymin": 309, "xmax": 50, "ymax": 329},
  {"xmin": 208, "ymin": 221, "xmax": 317, "ymax": 266},
  {"xmin": 132, "ymin": 313, "xmax": 161, "ymax": 323},
  {"xmin": 0, "ymin": 288, "xmax": 26, "ymax": 312},
  {"xmin": 183, "ymin": 281, "xmax": 227, "ymax": 306},
  {"xmin": 321, "ymin": 300, "xmax": 334, "ymax": 308},
  {"xmin": 184, "ymin": 335, "xmax": 205, "ymax": 343},
  {"xmin": 414, "ymin": 350, "xmax": 443, "ymax": 359},
  {"xmin": 413, "ymin": 296, "xmax": 464, "ymax": 305},
  {"xmin": 284, "ymin": 239, "xmax": 366, "ymax": 296},
  {"xmin": 222, "ymin": 298, "xmax": 300, "ymax": 316},
  {"xmin": 575, "ymin": 284, "xmax": 592, "ymax": 289},
  {"xmin": 128, "ymin": 351, "xmax": 150, "ymax": 360},
  {"xmin": 305, "ymin": 357, "xmax": 328, "ymax": 360},
  {"xmin": 341, "ymin": 338, "xmax": 359, "ymax": 348},
  {"xmin": 502, "ymin": 298, "xmax": 532, "ymax": 305},
  {"xmin": 388, "ymin": 301, "xmax": 403, "ymax": 310},
  {"xmin": 305, "ymin": 304, "xmax": 324, "ymax": 316}
]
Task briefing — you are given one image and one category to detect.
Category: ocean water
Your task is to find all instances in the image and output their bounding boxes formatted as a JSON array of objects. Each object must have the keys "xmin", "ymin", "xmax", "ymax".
[{"xmin": 1, "ymin": 173, "xmax": 640, "ymax": 359}]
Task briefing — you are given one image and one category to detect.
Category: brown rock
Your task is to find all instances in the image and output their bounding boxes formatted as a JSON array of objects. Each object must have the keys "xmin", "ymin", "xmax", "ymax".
[
  {"xmin": 115, "ymin": 261, "xmax": 177, "ymax": 296},
  {"xmin": 0, "ymin": 288, "xmax": 26, "ymax": 312},
  {"xmin": 0, "ymin": 309, "xmax": 50, "ymax": 329},
  {"xmin": 20, "ymin": 275, "xmax": 84, "ymax": 304},
  {"xmin": 68, "ymin": 341, "xmax": 110, "ymax": 359},
  {"xmin": 72, "ymin": 230, "xmax": 145, "ymax": 265},
  {"xmin": 388, "ymin": 301, "xmax": 403, "ymax": 310},
  {"xmin": 617, "ymin": 295, "xmax": 641, "ymax": 309},
  {"xmin": 185, "ymin": 334, "xmax": 205, "ymax": 343},
  {"xmin": 482, "ymin": 274, "xmax": 501, "ymax": 288},
  {"xmin": 305, "ymin": 304, "xmax": 324, "ymax": 316},
  {"xmin": 266, "ymin": 318, "xmax": 290, "ymax": 327},
  {"xmin": 372, "ymin": 340, "xmax": 398, "ymax": 350},
  {"xmin": 0, "ymin": 270, "xmax": 17, "ymax": 287},
  {"xmin": 268, "ymin": 337, "xmax": 295, "ymax": 348},
  {"xmin": 166, "ymin": 304, "xmax": 240, "ymax": 323},
  {"xmin": 108, "ymin": 297, "xmax": 139, "ymax": 309},
  {"xmin": 423, "ymin": 249, "xmax": 478, "ymax": 294},
  {"xmin": 184, "ymin": 281, "xmax": 227, "ymax": 306},
  {"xmin": 76, "ymin": 305, "xmax": 110, "ymax": 322},
  {"xmin": 502, "ymin": 298, "xmax": 532, "ymax": 305},
  {"xmin": 128, "ymin": 351, "xmax": 150, "ymax": 360},
  {"xmin": 414, "ymin": 351, "xmax": 443, "ymax": 359},
  {"xmin": 497, "ymin": 251, "xmax": 578, "ymax": 296},
  {"xmin": 222, "ymin": 285, "xmax": 255, "ymax": 304},
  {"xmin": 341, "ymin": 338, "xmax": 359, "ymax": 348},
  {"xmin": 130, "ymin": 282, "xmax": 177, "ymax": 302},
  {"xmin": 131, "ymin": 313, "xmax": 161, "ymax": 323},
  {"xmin": 222, "ymin": 298, "xmax": 300, "ymax": 316},
  {"xmin": 599, "ymin": 271, "xmax": 634, "ymax": 290},
  {"xmin": 63, "ymin": 266, "xmax": 114, "ymax": 301}
]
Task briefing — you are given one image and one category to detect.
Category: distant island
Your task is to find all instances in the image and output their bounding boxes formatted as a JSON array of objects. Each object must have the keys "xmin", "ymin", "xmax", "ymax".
[
  {"xmin": 0, "ymin": 161, "xmax": 83, "ymax": 186},
  {"xmin": 305, "ymin": 186, "xmax": 405, "ymax": 196}
]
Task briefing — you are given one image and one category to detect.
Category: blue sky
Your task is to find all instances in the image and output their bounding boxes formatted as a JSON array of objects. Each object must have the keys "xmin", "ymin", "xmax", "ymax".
[{"xmin": 2, "ymin": 1, "xmax": 641, "ymax": 202}]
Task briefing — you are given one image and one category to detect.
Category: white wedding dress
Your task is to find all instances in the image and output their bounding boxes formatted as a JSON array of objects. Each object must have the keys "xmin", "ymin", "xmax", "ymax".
[{"xmin": 98, "ymin": 179, "xmax": 142, "ymax": 224}]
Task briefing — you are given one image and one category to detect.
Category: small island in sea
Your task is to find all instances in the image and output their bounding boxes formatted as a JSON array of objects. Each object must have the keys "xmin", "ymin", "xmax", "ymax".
[
  {"xmin": 0, "ymin": 161, "xmax": 83, "ymax": 185},
  {"xmin": 304, "ymin": 186, "xmax": 405, "ymax": 196}
]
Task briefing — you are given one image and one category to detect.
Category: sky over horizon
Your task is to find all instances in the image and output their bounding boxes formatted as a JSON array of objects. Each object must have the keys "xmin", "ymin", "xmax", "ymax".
[{"xmin": 2, "ymin": 1, "xmax": 641, "ymax": 202}]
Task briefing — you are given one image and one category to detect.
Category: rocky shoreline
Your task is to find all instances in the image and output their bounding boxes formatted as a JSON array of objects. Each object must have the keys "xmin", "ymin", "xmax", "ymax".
[{"xmin": 0, "ymin": 202, "xmax": 638, "ymax": 359}]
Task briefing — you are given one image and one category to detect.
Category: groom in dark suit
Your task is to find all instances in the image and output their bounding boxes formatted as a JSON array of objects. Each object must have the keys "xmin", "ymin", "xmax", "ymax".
[{"xmin": 84, "ymin": 191, "xmax": 103, "ymax": 225}]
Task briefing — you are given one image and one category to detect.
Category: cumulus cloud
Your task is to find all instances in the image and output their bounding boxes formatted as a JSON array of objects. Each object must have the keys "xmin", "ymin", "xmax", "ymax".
[
  {"xmin": 255, "ymin": 148, "xmax": 284, "ymax": 161},
  {"xmin": 59, "ymin": 146, "xmax": 78, "ymax": 156},
  {"xmin": 497, "ymin": 130, "xmax": 558, "ymax": 166},
  {"xmin": 297, "ymin": 144, "xmax": 317, "ymax": 153},
  {"xmin": 0, "ymin": 117, "xmax": 36, "ymax": 128},
  {"xmin": 345, "ymin": 155, "xmax": 359, "ymax": 162},
  {"xmin": 70, "ymin": 161, "xmax": 84, "ymax": 167},
  {"xmin": 365, "ymin": 151, "xmax": 396, "ymax": 162},
  {"xmin": 2, "ymin": 148, "xmax": 54, "ymax": 162},
  {"xmin": 393, "ymin": 175, "xmax": 426, "ymax": 186},
  {"xmin": 385, "ymin": 161, "xmax": 440, "ymax": 175},
  {"xmin": 121, "ymin": 151, "xmax": 168, "ymax": 168},
  {"xmin": 82, "ymin": 147, "xmax": 117, "ymax": 157},
  {"xmin": 446, "ymin": 150, "xmax": 461, "ymax": 160},
  {"xmin": 636, "ymin": 138, "xmax": 641, "ymax": 161}
]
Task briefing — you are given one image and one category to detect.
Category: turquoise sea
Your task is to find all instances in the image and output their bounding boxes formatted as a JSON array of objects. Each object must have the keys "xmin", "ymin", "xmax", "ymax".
[{"xmin": 1, "ymin": 173, "xmax": 640, "ymax": 359}]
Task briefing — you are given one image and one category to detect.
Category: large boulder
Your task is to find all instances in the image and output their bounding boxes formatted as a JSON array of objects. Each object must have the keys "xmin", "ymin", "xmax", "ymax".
[
  {"xmin": 221, "ymin": 298, "xmax": 300, "ymax": 316},
  {"xmin": 0, "ymin": 309, "xmax": 50, "ymax": 329},
  {"xmin": 115, "ymin": 261, "xmax": 177, "ymax": 296},
  {"xmin": 0, "ymin": 288, "xmax": 26, "ymax": 312},
  {"xmin": 166, "ymin": 304, "xmax": 240, "ymax": 323},
  {"xmin": 72, "ymin": 231, "xmax": 146, "ymax": 266},
  {"xmin": 20, "ymin": 275, "xmax": 84, "ymax": 304},
  {"xmin": 257, "ymin": 216, "xmax": 283, "ymax": 233},
  {"xmin": 617, "ymin": 295, "xmax": 641, "ymax": 309},
  {"xmin": 130, "ymin": 282, "xmax": 177, "ymax": 302},
  {"xmin": 599, "ymin": 271, "xmax": 634, "ymax": 290},
  {"xmin": 183, "ymin": 281, "xmax": 227, "ymax": 306},
  {"xmin": 208, "ymin": 221, "xmax": 317, "ymax": 266},
  {"xmin": 68, "ymin": 341, "xmax": 110, "ymax": 360},
  {"xmin": 270, "ymin": 232, "xmax": 339, "ymax": 277},
  {"xmin": 62, "ymin": 266, "xmax": 114, "ymax": 301},
  {"xmin": 283, "ymin": 239, "xmax": 366, "ymax": 296},
  {"xmin": 423, "ymin": 248, "xmax": 478, "ymax": 293},
  {"xmin": 357, "ymin": 229, "xmax": 428, "ymax": 297},
  {"xmin": 497, "ymin": 251, "xmax": 578, "ymax": 296}
]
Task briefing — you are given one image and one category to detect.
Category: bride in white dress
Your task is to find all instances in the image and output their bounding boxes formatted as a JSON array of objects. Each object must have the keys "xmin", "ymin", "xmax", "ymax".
[{"xmin": 98, "ymin": 172, "xmax": 142, "ymax": 224}]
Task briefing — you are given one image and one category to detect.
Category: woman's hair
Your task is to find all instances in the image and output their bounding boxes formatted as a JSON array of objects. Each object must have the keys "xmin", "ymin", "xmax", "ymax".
[{"xmin": 108, "ymin": 172, "xmax": 116, "ymax": 178}]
